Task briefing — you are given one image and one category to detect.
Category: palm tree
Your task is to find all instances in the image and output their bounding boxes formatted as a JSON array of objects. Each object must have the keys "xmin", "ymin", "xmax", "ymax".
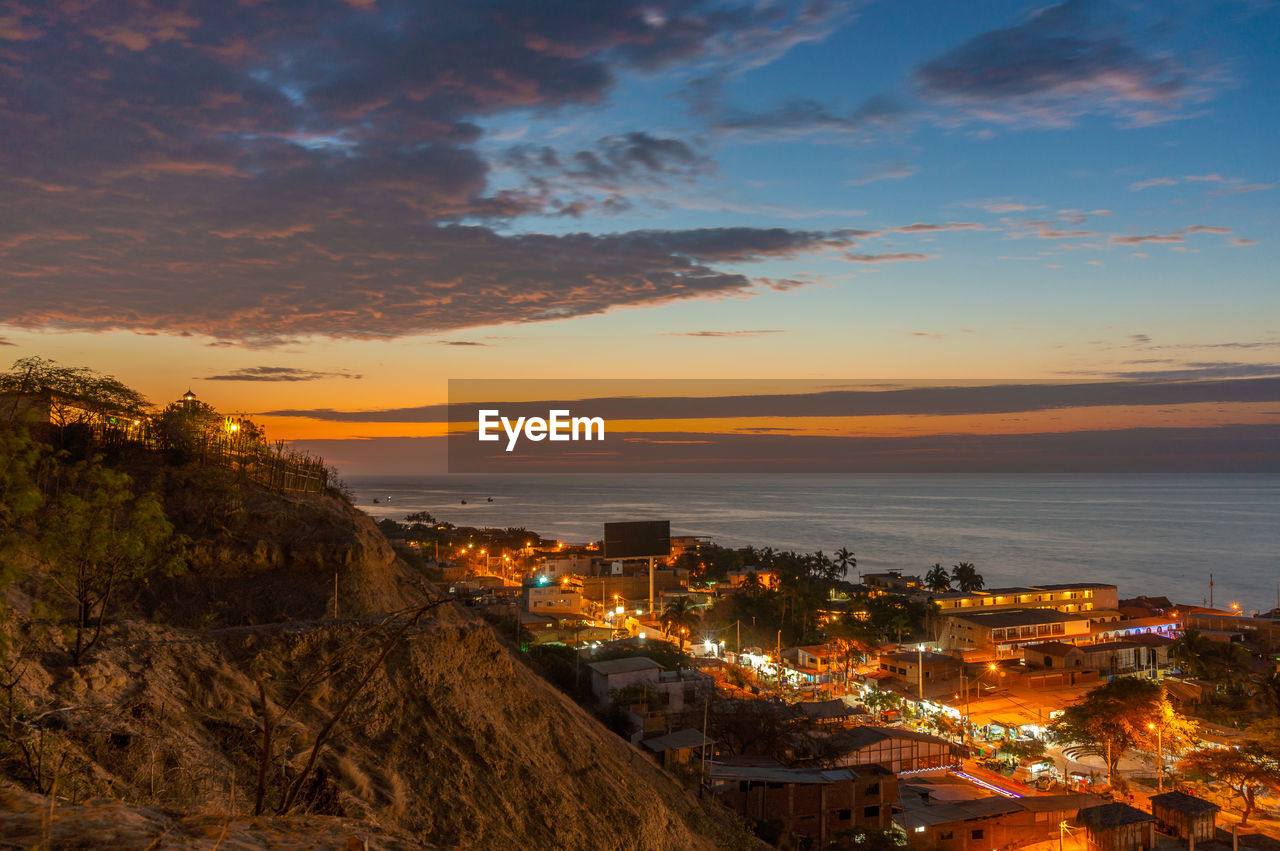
[
  {"xmin": 1169, "ymin": 628, "xmax": 1217, "ymax": 679},
  {"xmin": 660, "ymin": 596, "xmax": 701, "ymax": 640},
  {"xmin": 835, "ymin": 547, "xmax": 856, "ymax": 577},
  {"xmin": 738, "ymin": 570, "xmax": 766, "ymax": 596},
  {"xmin": 925, "ymin": 563, "xmax": 951, "ymax": 593},
  {"xmin": 1214, "ymin": 641, "xmax": 1254, "ymax": 693},
  {"xmin": 951, "ymin": 562, "xmax": 984, "ymax": 593}
]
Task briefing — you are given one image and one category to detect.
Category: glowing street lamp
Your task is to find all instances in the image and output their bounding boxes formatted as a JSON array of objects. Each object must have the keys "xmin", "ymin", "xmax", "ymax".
[{"xmin": 1148, "ymin": 721, "xmax": 1163, "ymax": 792}]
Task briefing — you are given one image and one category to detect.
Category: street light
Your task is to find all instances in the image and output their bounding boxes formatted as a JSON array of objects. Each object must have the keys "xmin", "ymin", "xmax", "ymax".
[{"xmin": 1148, "ymin": 721, "xmax": 1163, "ymax": 793}]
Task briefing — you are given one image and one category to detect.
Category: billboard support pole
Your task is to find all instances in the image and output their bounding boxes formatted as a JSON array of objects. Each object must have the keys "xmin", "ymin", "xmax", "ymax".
[{"xmin": 648, "ymin": 556, "xmax": 655, "ymax": 615}]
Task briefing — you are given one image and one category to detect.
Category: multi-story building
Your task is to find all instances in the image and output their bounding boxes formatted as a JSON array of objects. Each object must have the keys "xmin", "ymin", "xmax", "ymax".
[
  {"xmin": 1185, "ymin": 611, "xmax": 1280, "ymax": 651},
  {"xmin": 876, "ymin": 650, "xmax": 964, "ymax": 691},
  {"xmin": 827, "ymin": 727, "xmax": 962, "ymax": 775},
  {"xmin": 526, "ymin": 579, "xmax": 588, "ymax": 616},
  {"xmin": 1021, "ymin": 638, "xmax": 1170, "ymax": 678},
  {"xmin": 586, "ymin": 656, "xmax": 712, "ymax": 732},
  {"xmin": 1090, "ymin": 614, "xmax": 1181, "ymax": 642},
  {"xmin": 897, "ymin": 792, "xmax": 1101, "ymax": 851},
  {"xmin": 710, "ymin": 761, "xmax": 897, "ymax": 847},
  {"xmin": 940, "ymin": 609, "xmax": 1092, "ymax": 658},
  {"xmin": 863, "ymin": 570, "xmax": 923, "ymax": 594},
  {"xmin": 923, "ymin": 583, "xmax": 1118, "ymax": 615}
]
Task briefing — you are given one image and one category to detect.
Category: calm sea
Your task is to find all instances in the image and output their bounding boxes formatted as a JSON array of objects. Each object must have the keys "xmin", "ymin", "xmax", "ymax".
[{"xmin": 347, "ymin": 474, "xmax": 1280, "ymax": 611}]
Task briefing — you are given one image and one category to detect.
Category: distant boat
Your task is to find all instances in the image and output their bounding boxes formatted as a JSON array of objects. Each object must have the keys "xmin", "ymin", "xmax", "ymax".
[
  {"xmin": 487, "ymin": 497, "xmax": 494, "ymax": 502},
  {"xmin": 461, "ymin": 499, "xmax": 467, "ymax": 505},
  {"xmin": 372, "ymin": 497, "xmax": 380, "ymax": 504}
]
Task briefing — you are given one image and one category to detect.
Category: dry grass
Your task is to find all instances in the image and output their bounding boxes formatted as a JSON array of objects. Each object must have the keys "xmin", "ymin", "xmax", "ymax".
[{"xmin": 0, "ymin": 486, "xmax": 749, "ymax": 849}]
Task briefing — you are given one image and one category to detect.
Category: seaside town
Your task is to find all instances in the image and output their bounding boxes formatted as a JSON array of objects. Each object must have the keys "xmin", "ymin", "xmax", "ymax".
[
  {"xmin": 1, "ymin": 361, "xmax": 1277, "ymax": 848},
  {"xmin": 384, "ymin": 513, "xmax": 1280, "ymax": 850}
]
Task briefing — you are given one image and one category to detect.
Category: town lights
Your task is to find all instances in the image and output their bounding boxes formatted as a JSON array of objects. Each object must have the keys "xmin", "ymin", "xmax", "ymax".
[{"xmin": 615, "ymin": 605, "xmax": 624, "ymax": 614}]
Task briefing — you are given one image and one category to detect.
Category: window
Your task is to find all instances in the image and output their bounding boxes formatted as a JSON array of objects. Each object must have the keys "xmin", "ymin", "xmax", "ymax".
[
  {"xmin": 864, "ymin": 805, "xmax": 880, "ymax": 818},
  {"xmin": 939, "ymin": 830, "xmax": 954, "ymax": 840},
  {"xmin": 865, "ymin": 783, "xmax": 880, "ymax": 797},
  {"xmin": 837, "ymin": 809, "xmax": 852, "ymax": 821},
  {"xmin": 971, "ymin": 829, "xmax": 985, "ymax": 840}
]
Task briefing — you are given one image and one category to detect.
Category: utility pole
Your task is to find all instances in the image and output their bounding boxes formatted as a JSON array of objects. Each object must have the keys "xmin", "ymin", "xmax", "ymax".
[
  {"xmin": 776, "ymin": 629, "xmax": 782, "ymax": 691},
  {"xmin": 1148, "ymin": 721, "xmax": 1163, "ymax": 793},
  {"xmin": 648, "ymin": 555, "xmax": 655, "ymax": 616},
  {"xmin": 918, "ymin": 644, "xmax": 924, "ymax": 702},
  {"xmin": 1210, "ymin": 572, "xmax": 1214, "ymax": 609}
]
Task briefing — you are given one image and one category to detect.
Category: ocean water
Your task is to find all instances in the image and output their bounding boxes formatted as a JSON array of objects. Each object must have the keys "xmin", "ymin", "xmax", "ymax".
[{"xmin": 347, "ymin": 474, "xmax": 1280, "ymax": 611}]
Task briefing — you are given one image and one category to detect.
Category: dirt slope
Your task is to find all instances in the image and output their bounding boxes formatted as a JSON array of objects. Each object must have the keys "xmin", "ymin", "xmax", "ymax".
[{"xmin": 0, "ymin": 478, "xmax": 747, "ymax": 849}]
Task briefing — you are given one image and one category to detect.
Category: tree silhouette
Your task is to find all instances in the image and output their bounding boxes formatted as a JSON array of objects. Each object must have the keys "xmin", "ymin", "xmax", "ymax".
[
  {"xmin": 925, "ymin": 564, "xmax": 951, "ymax": 593},
  {"xmin": 951, "ymin": 562, "xmax": 984, "ymax": 593},
  {"xmin": 660, "ymin": 596, "xmax": 701, "ymax": 640},
  {"xmin": 1180, "ymin": 739, "xmax": 1280, "ymax": 826},
  {"xmin": 36, "ymin": 456, "xmax": 185, "ymax": 663}
]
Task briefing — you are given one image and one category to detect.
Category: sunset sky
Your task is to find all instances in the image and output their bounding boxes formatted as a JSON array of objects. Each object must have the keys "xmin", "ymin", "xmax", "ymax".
[{"xmin": 2, "ymin": 1, "xmax": 1277, "ymax": 472}]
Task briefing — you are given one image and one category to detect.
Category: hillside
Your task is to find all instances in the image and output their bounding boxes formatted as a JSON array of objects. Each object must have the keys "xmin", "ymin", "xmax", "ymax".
[{"xmin": 0, "ymin": 460, "xmax": 747, "ymax": 849}]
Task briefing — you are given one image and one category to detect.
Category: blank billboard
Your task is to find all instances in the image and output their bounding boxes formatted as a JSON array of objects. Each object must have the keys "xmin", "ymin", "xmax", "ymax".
[{"xmin": 603, "ymin": 520, "xmax": 671, "ymax": 559}]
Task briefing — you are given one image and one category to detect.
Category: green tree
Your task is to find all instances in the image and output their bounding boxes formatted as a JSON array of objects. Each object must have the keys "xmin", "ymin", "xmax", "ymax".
[
  {"xmin": 0, "ymin": 426, "xmax": 44, "ymax": 584},
  {"xmin": 738, "ymin": 570, "xmax": 766, "ymax": 596},
  {"xmin": 1212, "ymin": 641, "xmax": 1255, "ymax": 694},
  {"xmin": 1, "ymin": 356, "xmax": 150, "ymax": 427},
  {"xmin": 826, "ymin": 824, "xmax": 908, "ymax": 849},
  {"xmin": 156, "ymin": 399, "xmax": 223, "ymax": 455},
  {"xmin": 1169, "ymin": 628, "xmax": 1219, "ymax": 679},
  {"xmin": 925, "ymin": 563, "xmax": 951, "ymax": 593},
  {"xmin": 951, "ymin": 562, "xmax": 984, "ymax": 592},
  {"xmin": 1257, "ymin": 671, "xmax": 1280, "ymax": 715},
  {"xmin": 660, "ymin": 596, "xmax": 701, "ymax": 641},
  {"xmin": 834, "ymin": 547, "xmax": 857, "ymax": 576},
  {"xmin": 1049, "ymin": 679, "xmax": 1193, "ymax": 789},
  {"xmin": 37, "ymin": 457, "xmax": 185, "ymax": 663},
  {"xmin": 1179, "ymin": 739, "xmax": 1280, "ymax": 826}
]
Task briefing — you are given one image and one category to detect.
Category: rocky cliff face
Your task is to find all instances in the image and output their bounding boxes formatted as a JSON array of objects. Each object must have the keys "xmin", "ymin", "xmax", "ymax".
[
  {"xmin": 0, "ymin": 477, "xmax": 746, "ymax": 849},
  {"xmin": 141, "ymin": 471, "xmax": 426, "ymax": 625}
]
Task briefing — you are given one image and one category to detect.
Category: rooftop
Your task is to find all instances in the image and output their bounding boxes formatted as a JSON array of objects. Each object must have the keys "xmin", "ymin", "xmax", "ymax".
[
  {"xmin": 1023, "ymin": 641, "xmax": 1081, "ymax": 657},
  {"xmin": 880, "ymin": 649, "xmax": 960, "ymax": 664},
  {"xmin": 930, "ymin": 582, "xmax": 1115, "ymax": 600},
  {"xmin": 946, "ymin": 608, "xmax": 1080, "ymax": 628},
  {"xmin": 641, "ymin": 729, "xmax": 713, "ymax": 753},
  {"xmin": 1150, "ymin": 790, "xmax": 1220, "ymax": 815},
  {"xmin": 1077, "ymin": 802, "xmax": 1157, "ymax": 829},
  {"xmin": 895, "ymin": 790, "xmax": 1100, "ymax": 830},
  {"xmin": 835, "ymin": 726, "xmax": 954, "ymax": 751},
  {"xmin": 797, "ymin": 699, "xmax": 852, "ymax": 721},
  {"xmin": 587, "ymin": 657, "xmax": 664, "ymax": 676},
  {"xmin": 708, "ymin": 762, "xmax": 859, "ymax": 785},
  {"xmin": 1081, "ymin": 639, "xmax": 1160, "ymax": 653}
]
